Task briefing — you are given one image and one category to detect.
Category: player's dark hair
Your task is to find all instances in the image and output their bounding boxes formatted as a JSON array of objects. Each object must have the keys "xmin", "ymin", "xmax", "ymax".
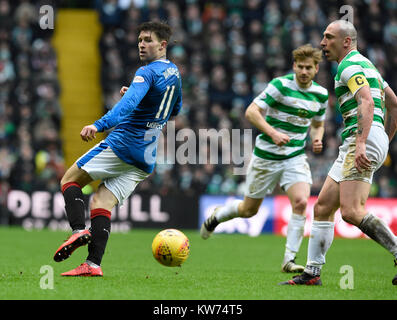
[{"xmin": 137, "ymin": 21, "xmax": 172, "ymax": 43}]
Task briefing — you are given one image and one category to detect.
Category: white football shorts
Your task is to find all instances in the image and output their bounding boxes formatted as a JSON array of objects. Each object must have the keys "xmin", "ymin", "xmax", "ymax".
[
  {"xmin": 245, "ymin": 154, "xmax": 312, "ymax": 199},
  {"xmin": 76, "ymin": 140, "xmax": 149, "ymax": 205},
  {"xmin": 328, "ymin": 125, "xmax": 389, "ymax": 184}
]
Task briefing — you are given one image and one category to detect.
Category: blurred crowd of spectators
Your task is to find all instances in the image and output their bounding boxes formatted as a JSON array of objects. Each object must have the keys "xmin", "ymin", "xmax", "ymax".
[
  {"xmin": 97, "ymin": 0, "xmax": 397, "ymax": 198},
  {"xmin": 0, "ymin": 0, "xmax": 63, "ymax": 203},
  {"xmin": 0, "ymin": 0, "xmax": 396, "ymax": 203}
]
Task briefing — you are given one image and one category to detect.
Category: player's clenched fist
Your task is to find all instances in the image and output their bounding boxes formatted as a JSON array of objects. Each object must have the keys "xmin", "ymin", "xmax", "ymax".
[
  {"xmin": 80, "ymin": 124, "xmax": 98, "ymax": 142},
  {"xmin": 120, "ymin": 86, "xmax": 129, "ymax": 96},
  {"xmin": 312, "ymin": 139, "xmax": 323, "ymax": 153},
  {"xmin": 271, "ymin": 131, "xmax": 290, "ymax": 146}
]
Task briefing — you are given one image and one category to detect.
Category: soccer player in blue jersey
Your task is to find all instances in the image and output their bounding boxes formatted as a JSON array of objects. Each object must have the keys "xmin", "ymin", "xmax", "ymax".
[{"xmin": 53, "ymin": 21, "xmax": 182, "ymax": 276}]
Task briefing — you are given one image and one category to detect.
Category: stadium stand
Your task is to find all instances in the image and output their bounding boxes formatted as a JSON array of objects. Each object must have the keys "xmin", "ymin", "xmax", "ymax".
[
  {"xmin": 0, "ymin": 0, "xmax": 396, "ymax": 206},
  {"xmin": 95, "ymin": 0, "xmax": 397, "ymax": 198},
  {"xmin": 0, "ymin": 0, "xmax": 63, "ymax": 198}
]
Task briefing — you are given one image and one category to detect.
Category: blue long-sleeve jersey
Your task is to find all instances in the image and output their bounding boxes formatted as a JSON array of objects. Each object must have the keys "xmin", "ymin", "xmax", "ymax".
[{"xmin": 93, "ymin": 59, "xmax": 182, "ymax": 173}]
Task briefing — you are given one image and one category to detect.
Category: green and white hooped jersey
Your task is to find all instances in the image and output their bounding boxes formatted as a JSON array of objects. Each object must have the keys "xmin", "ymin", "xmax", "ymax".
[
  {"xmin": 253, "ymin": 73, "xmax": 328, "ymax": 161},
  {"xmin": 335, "ymin": 50, "xmax": 388, "ymax": 142}
]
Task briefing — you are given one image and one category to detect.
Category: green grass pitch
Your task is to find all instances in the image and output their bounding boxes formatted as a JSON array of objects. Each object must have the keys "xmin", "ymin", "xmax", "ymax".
[{"xmin": 0, "ymin": 226, "xmax": 396, "ymax": 300}]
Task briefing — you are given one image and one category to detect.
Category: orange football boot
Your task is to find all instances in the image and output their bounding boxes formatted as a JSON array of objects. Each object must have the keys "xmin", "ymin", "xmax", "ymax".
[
  {"xmin": 53, "ymin": 230, "xmax": 91, "ymax": 262},
  {"xmin": 61, "ymin": 262, "xmax": 103, "ymax": 277}
]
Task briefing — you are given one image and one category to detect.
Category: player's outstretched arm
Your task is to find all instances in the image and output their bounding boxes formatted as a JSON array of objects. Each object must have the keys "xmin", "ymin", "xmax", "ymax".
[
  {"xmin": 80, "ymin": 124, "xmax": 98, "ymax": 142},
  {"xmin": 245, "ymin": 102, "xmax": 290, "ymax": 146},
  {"xmin": 384, "ymin": 86, "xmax": 397, "ymax": 142}
]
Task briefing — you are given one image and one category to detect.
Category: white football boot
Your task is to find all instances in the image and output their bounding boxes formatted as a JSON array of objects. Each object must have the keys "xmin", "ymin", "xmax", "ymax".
[{"xmin": 200, "ymin": 207, "xmax": 220, "ymax": 239}]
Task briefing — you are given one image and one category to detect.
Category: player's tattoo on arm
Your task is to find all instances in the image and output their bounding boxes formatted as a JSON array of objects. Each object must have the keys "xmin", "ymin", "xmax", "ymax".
[
  {"xmin": 356, "ymin": 92, "xmax": 363, "ymax": 136},
  {"xmin": 355, "ymin": 86, "xmax": 374, "ymax": 144}
]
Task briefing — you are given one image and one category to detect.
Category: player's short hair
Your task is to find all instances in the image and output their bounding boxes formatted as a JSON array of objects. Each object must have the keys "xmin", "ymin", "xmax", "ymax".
[
  {"xmin": 292, "ymin": 44, "xmax": 323, "ymax": 65},
  {"xmin": 137, "ymin": 21, "xmax": 172, "ymax": 43},
  {"xmin": 331, "ymin": 20, "xmax": 357, "ymax": 47}
]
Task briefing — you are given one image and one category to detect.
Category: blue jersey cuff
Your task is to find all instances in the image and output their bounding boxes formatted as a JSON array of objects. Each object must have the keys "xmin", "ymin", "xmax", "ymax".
[{"xmin": 93, "ymin": 121, "xmax": 104, "ymax": 132}]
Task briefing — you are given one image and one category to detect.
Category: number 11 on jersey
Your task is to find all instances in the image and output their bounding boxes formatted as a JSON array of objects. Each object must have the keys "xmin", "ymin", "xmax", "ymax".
[{"xmin": 156, "ymin": 85, "xmax": 175, "ymax": 120}]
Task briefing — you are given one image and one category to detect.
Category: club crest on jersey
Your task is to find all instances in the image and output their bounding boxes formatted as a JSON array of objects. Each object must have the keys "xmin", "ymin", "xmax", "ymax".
[
  {"xmin": 133, "ymin": 75, "xmax": 145, "ymax": 83},
  {"xmin": 297, "ymin": 109, "xmax": 310, "ymax": 118}
]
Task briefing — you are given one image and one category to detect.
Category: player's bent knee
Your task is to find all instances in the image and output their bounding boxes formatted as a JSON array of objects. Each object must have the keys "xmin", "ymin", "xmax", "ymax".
[
  {"xmin": 60, "ymin": 164, "xmax": 86, "ymax": 189},
  {"xmin": 339, "ymin": 205, "xmax": 362, "ymax": 226},
  {"xmin": 60, "ymin": 176, "xmax": 75, "ymax": 192},
  {"xmin": 90, "ymin": 186, "xmax": 118, "ymax": 211},
  {"xmin": 340, "ymin": 210, "xmax": 355, "ymax": 225},
  {"xmin": 292, "ymin": 197, "xmax": 308, "ymax": 213},
  {"xmin": 90, "ymin": 195, "xmax": 114, "ymax": 212},
  {"xmin": 60, "ymin": 174, "xmax": 70, "ymax": 189},
  {"xmin": 313, "ymin": 201, "xmax": 332, "ymax": 220}
]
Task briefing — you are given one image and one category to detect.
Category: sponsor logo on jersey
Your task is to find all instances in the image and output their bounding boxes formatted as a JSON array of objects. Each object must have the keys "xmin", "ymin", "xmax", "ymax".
[{"xmin": 146, "ymin": 122, "xmax": 165, "ymax": 129}]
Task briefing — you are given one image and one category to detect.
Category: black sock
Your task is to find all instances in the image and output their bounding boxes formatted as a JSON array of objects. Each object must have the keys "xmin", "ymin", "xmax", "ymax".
[
  {"xmin": 62, "ymin": 182, "xmax": 86, "ymax": 231},
  {"xmin": 87, "ymin": 209, "xmax": 111, "ymax": 266}
]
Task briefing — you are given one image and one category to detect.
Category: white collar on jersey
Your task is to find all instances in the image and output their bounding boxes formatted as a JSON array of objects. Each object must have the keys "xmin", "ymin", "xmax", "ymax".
[{"xmin": 154, "ymin": 58, "xmax": 170, "ymax": 63}]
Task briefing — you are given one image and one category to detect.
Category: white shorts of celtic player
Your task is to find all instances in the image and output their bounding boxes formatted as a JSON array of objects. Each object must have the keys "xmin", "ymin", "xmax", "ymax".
[
  {"xmin": 245, "ymin": 154, "xmax": 312, "ymax": 199},
  {"xmin": 328, "ymin": 125, "xmax": 389, "ymax": 184}
]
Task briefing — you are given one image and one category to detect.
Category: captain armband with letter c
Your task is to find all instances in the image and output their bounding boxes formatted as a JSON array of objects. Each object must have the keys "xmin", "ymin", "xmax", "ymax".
[{"xmin": 347, "ymin": 74, "xmax": 369, "ymax": 96}]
